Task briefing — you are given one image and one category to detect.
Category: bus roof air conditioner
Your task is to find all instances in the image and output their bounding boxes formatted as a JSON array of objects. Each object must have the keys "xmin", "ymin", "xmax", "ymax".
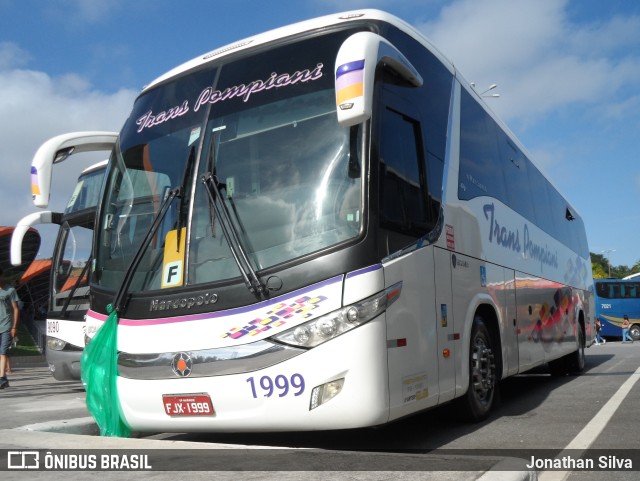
[{"xmin": 335, "ymin": 32, "xmax": 423, "ymax": 127}]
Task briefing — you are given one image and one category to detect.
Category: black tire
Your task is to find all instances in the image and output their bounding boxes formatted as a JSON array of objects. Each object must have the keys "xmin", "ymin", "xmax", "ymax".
[
  {"xmin": 462, "ymin": 316, "xmax": 497, "ymax": 421},
  {"xmin": 630, "ymin": 324, "xmax": 640, "ymax": 342},
  {"xmin": 549, "ymin": 325, "xmax": 585, "ymax": 376},
  {"xmin": 567, "ymin": 326, "xmax": 585, "ymax": 373}
]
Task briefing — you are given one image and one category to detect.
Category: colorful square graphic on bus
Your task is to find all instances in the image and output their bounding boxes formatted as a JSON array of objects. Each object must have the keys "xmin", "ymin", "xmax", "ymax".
[
  {"xmin": 221, "ymin": 295, "xmax": 328, "ymax": 340},
  {"xmin": 31, "ymin": 166, "xmax": 40, "ymax": 196},
  {"xmin": 336, "ymin": 59, "xmax": 365, "ymax": 106}
]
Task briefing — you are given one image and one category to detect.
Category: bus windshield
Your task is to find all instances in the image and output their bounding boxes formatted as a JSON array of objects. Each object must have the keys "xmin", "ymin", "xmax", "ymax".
[
  {"xmin": 64, "ymin": 165, "xmax": 105, "ymax": 215},
  {"xmin": 95, "ymin": 30, "xmax": 363, "ymax": 292}
]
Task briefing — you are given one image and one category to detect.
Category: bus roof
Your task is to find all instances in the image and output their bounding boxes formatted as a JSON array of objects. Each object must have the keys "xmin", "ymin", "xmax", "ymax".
[
  {"xmin": 80, "ymin": 159, "xmax": 108, "ymax": 176},
  {"xmin": 595, "ymin": 277, "xmax": 640, "ymax": 283},
  {"xmin": 143, "ymin": 9, "xmax": 454, "ymax": 92},
  {"xmin": 139, "ymin": 9, "xmax": 582, "ymax": 223}
]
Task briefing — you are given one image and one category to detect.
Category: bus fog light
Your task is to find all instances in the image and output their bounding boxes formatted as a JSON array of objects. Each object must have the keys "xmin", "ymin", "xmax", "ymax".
[
  {"xmin": 47, "ymin": 337, "xmax": 67, "ymax": 351},
  {"xmin": 309, "ymin": 378, "xmax": 345, "ymax": 410}
]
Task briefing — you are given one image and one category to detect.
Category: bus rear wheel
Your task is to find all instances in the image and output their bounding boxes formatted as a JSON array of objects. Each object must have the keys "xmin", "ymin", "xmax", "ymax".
[
  {"xmin": 549, "ymin": 325, "xmax": 585, "ymax": 375},
  {"xmin": 462, "ymin": 316, "xmax": 496, "ymax": 421},
  {"xmin": 630, "ymin": 324, "xmax": 640, "ymax": 342}
]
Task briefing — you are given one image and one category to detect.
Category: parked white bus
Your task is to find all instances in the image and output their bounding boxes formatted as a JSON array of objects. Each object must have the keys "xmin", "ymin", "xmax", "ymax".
[
  {"xmin": 34, "ymin": 10, "xmax": 593, "ymax": 431},
  {"xmin": 12, "ymin": 134, "xmax": 114, "ymax": 379}
]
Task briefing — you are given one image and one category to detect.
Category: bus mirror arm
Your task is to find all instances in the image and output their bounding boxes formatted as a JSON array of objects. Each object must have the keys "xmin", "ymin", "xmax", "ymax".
[
  {"xmin": 31, "ymin": 131, "xmax": 117, "ymax": 208},
  {"xmin": 11, "ymin": 211, "xmax": 63, "ymax": 266},
  {"xmin": 348, "ymin": 125, "xmax": 361, "ymax": 179},
  {"xmin": 335, "ymin": 32, "xmax": 423, "ymax": 128}
]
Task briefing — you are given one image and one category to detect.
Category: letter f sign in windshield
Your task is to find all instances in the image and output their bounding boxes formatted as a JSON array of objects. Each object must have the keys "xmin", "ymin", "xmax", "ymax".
[
  {"xmin": 161, "ymin": 228, "xmax": 186, "ymax": 289},
  {"xmin": 164, "ymin": 262, "xmax": 182, "ymax": 287}
]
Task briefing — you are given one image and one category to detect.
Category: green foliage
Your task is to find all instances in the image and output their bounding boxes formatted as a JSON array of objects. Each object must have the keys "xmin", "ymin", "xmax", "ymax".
[
  {"xmin": 592, "ymin": 263, "xmax": 608, "ymax": 279},
  {"xmin": 10, "ymin": 324, "xmax": 42, "ymax": 357},
  {"xmin": 591, "ymin": 252, "xmax": 640, "ymax": 279}
]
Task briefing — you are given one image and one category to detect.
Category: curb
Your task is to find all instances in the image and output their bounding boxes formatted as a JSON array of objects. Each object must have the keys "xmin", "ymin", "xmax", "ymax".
[
  {"xmin": 17, "ymin": 417, "xmax": 100, "ymax": 436},
  {"xmin": 8, "ymin": 419, "xmax": 536, "ymax": 480}
]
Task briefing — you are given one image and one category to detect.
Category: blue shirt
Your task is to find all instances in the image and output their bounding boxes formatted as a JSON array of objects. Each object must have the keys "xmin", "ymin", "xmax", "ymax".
[{"xmin": 0, "ymin": 286, "xmax": 19, "ymax": 333}]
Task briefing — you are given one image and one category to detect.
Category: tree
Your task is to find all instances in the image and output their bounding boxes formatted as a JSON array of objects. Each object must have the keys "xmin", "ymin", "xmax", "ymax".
[
  {"xmin": 591, "ymin": 252, "xmax": 610, "ymax": 278},
  {"xmin": 591, "ymin": 262, "xmax": 608, "ymax": 279},
  {"xmin": 612, "ymin": 264, "xmax": 632, "ymax": 279},
  {"xmin": 590, "ymin": 253, "xmax": 640, "ymax": 279}
]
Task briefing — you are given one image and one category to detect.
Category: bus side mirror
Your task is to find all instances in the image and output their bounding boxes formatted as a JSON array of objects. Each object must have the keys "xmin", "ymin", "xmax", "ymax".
[
  {"xmin": 335, "ymin": 32, "xmax": 423, "ymax": 127},
  {"xmin": 11, "ymin": 211, "xmax": 63, "ymax": 265},
  {"xmin": 31, "ymin": 131, "xmax": 117, "ymax": 208}
]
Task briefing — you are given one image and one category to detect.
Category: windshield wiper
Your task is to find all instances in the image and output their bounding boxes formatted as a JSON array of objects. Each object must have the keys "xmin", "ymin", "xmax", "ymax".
[
  {"xmin": 219, "ymin": 181, "xmax": 259, "ymax": 267},
  {"xmin": 60, "ymin": 254, "xmax": 92, "ymax": 317},
  {"xmin": 112, "ymin": 186, "xmax": 182, "ymax": 314},
  {"xmin": 201, "ymin": 172, "xmax": 265, "ymax": 298}
]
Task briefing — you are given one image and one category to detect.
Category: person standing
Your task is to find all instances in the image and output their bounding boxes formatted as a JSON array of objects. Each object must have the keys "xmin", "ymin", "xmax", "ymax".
[
  {"xmin": 0, "ymin": 268, "xmax": 20, "ymax": 389},
  {"xmin": 621, "ymin": 315, "xmax": 634, "ymax": 343},
  {"xmin": 595, "ymin": 318, "xmax": 606, "ymax": 345}
]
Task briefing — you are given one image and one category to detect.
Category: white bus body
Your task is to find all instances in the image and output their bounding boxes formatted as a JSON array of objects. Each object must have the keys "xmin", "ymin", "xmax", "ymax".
[
  {"xmin": 55, "ymin": 10, "xmax": 592, "ymax": 431},
  {"xmin": 13, "ymin": 155, "xmax": 110, "ymax": 380}
]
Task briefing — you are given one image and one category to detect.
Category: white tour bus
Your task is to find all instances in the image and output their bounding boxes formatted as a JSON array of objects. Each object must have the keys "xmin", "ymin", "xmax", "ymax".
[
  {"xmin": 13, "ymin": 134, "xmax": 114, "ymax": 380},
  {"xmin": 31, "ymin": 10, "xmax": 593, "ymax": 431}
]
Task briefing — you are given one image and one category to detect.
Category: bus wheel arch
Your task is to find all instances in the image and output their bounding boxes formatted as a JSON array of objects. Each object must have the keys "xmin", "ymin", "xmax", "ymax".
[
  {"xmin": 630, "ymin": 323, "xmax": 640, "ymax": 342},
  {"xmin": 460, "ymin": 305, "xmax": 501, "ymax": 422},
  {"xmin": 549, "ymin": 310, "xmax": 585, "ymax": 375},
  {"xmin": 568, "ymin": 311, "xmax": 586, "ymax": 372}
]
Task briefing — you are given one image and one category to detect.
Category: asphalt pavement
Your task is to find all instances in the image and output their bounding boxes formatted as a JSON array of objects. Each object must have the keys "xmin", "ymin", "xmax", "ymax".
[{"xmin": 0, "ymin": 363, "xmax": 535, "ymax": 481}]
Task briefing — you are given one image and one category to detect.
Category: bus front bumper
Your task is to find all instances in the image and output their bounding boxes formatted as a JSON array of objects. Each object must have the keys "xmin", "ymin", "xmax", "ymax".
[{"xmin": 115, "ymin": 319, "xmax": 389, "ymax": 432}]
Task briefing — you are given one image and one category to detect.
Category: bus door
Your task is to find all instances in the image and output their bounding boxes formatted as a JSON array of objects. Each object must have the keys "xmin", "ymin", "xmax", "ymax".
[
  {"xmin": 515, "ymin": 272, "xmax": 546, "ymax": 371},
  {"xmin": 433, "ymin": 247, "xmax": 456, "ymax": 403},
  {"xmin": 48, "ymin": 219, "xmax": 94, "ymax": 348},
  {"xmin": 378, "ymin": 87, "xmax": 444, "ymax": 415},
  {"xmin": 503, "ymin": 268, "xmax": 519, "ymax": 377}
]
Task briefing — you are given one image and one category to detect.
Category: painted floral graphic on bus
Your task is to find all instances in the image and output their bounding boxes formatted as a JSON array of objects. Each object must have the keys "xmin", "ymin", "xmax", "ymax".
[{"xmin": 529, "ymin": 287, "xmax": 578, "ymax": 350}]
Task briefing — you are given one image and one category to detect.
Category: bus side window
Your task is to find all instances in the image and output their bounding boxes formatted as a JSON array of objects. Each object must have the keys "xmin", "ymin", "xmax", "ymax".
[
  {"xmin": 611, "ymin": 284, "xmax": 620, "ymax": 299},
  {"xmin": 378, "ymin": 103, "xmax": 430, "ymax": 254}
]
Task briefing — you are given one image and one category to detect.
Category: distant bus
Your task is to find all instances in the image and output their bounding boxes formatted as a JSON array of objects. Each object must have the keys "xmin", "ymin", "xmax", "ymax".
[
  {"xmin": 594, "ymin": 278, "xmax": 640, "ymax": 341},
  {"xmin": 12, "ymin": 152, "xmax": 110, "ymax": 380}
]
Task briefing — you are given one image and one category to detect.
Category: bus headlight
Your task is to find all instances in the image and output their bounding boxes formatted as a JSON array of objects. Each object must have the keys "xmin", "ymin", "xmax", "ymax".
[
  {"xmin": 47, "ymin": 337, "xmax": 67, "ymax": 351},
  {"xmin": 271, "ymin": 282, "xmax": 402, "ymax": 348}
]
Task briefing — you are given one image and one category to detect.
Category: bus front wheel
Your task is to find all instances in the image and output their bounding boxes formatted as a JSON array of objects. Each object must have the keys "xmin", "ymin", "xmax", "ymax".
[
  {"xmin": 630, "ymin": 324, "xmax": 640, "ymax": 342},
  {"xmin": 462, "ymin": 316, "xmax": 496, "ymax": 421}
]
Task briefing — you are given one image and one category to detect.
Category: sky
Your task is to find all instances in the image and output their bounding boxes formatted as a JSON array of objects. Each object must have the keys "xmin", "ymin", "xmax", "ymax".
[{"xmin": 0, "ymin": 0, "xmax": 639, "ymax": 269}]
